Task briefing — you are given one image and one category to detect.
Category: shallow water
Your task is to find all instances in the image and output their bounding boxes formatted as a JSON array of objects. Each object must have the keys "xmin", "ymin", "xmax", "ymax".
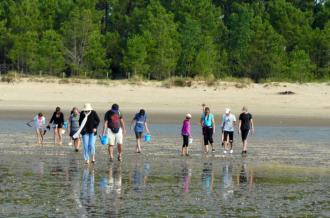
[{"xmin": 0, "ymin": 119, "xmax": 330, "ymax": 217}]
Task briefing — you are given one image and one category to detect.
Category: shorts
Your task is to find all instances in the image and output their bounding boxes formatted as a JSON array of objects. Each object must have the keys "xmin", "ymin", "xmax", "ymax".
[
  {"xmin": 107, "ymin": 128, "xmax": 123, "ymax": 145},
  {"xmin": 70, "ymin": 130, "xmax": 79, "ymax": 140},
  {"xmin": 182, "ymin": 135, "xmax": 189, "ymax": 148},
  {"xmin": 223, "ymin": 131, "xmax": 234, "ymax": 142},
  {"xmin": 135, "ymin": 131, "xmax": 143, "ymax": 139},
  {"xmin": 35, "ymin": 127, "xmax": 44, "ymax": 133},
  {"xmin": 203, "ymin": 126, "xmax": 214, "ymax": 145},
  {"xmin": 241, "ymin": 129, "xmax": 250, "ymax": 141}
]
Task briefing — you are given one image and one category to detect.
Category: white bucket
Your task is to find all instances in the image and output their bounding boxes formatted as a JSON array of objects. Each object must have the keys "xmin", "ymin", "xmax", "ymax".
[{"xmin": 188, "ymin": 137, "xmax": 193, "ymax": 145}]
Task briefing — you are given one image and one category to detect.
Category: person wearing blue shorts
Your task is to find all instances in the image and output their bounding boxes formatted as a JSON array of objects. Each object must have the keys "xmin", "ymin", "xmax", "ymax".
[{"xmin": 130, "ymin": 109, "xmax": 150, "ymax": 153}]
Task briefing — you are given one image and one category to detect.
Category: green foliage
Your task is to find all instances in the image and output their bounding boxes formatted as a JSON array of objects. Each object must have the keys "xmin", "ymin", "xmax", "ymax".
[
  {"xmin": 286, "ymin": 49, "xmax": 316, "ymax": 82},
  {"xmin": 123, "ymin": 34, "xmax": 149, "ymax": 76},
  {"xmin": 0, "ymin": 0, "xmax": 328, "ymax": 81},
  {"xmin": 37, "ymin": 30, "xmax": 65, "ymax": 74}
]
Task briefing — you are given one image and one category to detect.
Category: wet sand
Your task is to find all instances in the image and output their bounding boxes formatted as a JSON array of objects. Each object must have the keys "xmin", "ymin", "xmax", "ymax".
[
  {"xmin": 1, "ymin": 109, "xmax": 330, "ymax": 127},
  {"xmin": 0, "ymin": 122, "xmax": 330, "ymax": 217}
]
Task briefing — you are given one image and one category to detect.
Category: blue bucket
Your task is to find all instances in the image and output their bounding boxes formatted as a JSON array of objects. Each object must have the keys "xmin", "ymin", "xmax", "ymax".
[
  {"xmin": 144, "ymin": 134, "xmax": 151, "ymax": 142},
  {"xmin": 101, "ymin": 135, "xmax": 108, "ymax": 145},
  {"xmin": 63, "ymin": 121, "xmax": 68, "ymax": 129}
]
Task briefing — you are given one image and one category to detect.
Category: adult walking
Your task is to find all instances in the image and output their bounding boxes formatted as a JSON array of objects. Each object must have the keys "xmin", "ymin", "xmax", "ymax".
[
  {"xmin": 47, "ymin": 106, "xmax": 64, "ymax": 145},
  {"xmin": 200, "ymin": 106, "xmax": 216, "ymax": 153},
  {"xmin": 221, "ymin": 108, "xmax": 236, "ymax": 154},
  {"xmin": 130, "ymin": 109, "xmax": 150, "ymax": 153},
  {"xmin": 238, "ymin": 107, "xmax": 254, "ymax": 155},
  {"xmin": 68, "ymin": 107, "xmax": 81, "ymax": 152},
  {"xmin": 103, "ymin": 104, "xmax": 126, "ymax": 162},
  {"xmin": 79, "ymin": 103, "xmax": 100, "ymax": 164}
]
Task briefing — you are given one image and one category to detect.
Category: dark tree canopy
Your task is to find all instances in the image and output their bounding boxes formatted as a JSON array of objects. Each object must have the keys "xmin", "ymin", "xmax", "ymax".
[{"xmin": 0, "ymin": 0, "xmax": 329, "ymax": 81}]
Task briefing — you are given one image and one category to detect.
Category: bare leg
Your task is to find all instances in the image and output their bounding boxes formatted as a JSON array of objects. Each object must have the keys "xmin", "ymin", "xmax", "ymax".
[
  {"xmin": 205, "ymin": 145, "xmax": 209, "ymax": 153},
  {"xmin": 243, "ymin": 140, "xmax": 248, "ymax": 151},
  {"xmin": 108, "ymin": 145, "xmax": 114, "ymax": 160},
  {"xmin": 137, "ymin": 138, "xmax": 142, "ymax": 152},
  {"xmin": 74, "ymin": 138, "xmax": 80, "ymax": 151},
  {"xmin": 58, "ymin": 128, "xmax": 63, "ymax": 145},
  {"xmin": 39, "ymin": 129, "xmax": 44, "ymax": 145},
  {"xmin": 118, "ymin": 144, "xmax": 123, "ymax": 159},
  {"xmin": 53, "ymin": 129, "xmax": 57, "ymax": 144},
  {"xmin": 36, "ymin": 130, "xmax": 41, "ymax": 144},
  {"xmin": 136, "ymin": 138, "xmax": 141, "ymax": 153},
  {"xmin": 181, "ymin": 147, "xmax": 184, "ymax": 156}
]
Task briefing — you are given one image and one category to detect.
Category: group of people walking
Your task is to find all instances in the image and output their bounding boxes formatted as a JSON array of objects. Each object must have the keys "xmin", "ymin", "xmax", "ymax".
[
  {"xmin": 180, "ymin": 104, "xmax": 255, "ymax": 156},
  {"xmin": 28, "ymin": 103, "xmax": 254, "ymax": 164}
]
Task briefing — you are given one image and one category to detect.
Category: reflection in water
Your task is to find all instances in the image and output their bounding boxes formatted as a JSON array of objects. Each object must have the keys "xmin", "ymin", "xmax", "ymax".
[
  {"xmin": 222, "ymin": 163, "xmax": 233, "ymax": 200},
  {"xmin": 202, "ymin": 162, "xmax": 213, "ymax": 195},
  {"xmin": 132, "ymin": 162, "xmax": 150, "ymax": 192},
  {"xmin": 31, "ymin": 161, "xmax": 44, "ymax": 177},
  {"xmin": 237, "ymin": 163, "xmax": 254, "ymax": 191},
  {"xmin": 99, "ymin": 163, "xmax": 122, "ymax": 216},
  {"xmin": 80, "ymin": 167, "xmax": 95, "ymax": 215},
  {"xmin": 181, "ymin": 162, "xmax": 192, "ymax": 193}
]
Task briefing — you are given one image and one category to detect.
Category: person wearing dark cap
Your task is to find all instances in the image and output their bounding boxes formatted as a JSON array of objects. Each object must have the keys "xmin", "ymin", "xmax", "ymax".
[
  {"xmin": 47, "ymin": 106, "xmax": 64, "ymax": 145},
  {"xmin": 130, "ymin": 109, "xmax": 150, "ymax": 153},
  {"xmin": 103, "ymin": 104, "xmax": 126, "ymax": 161}
]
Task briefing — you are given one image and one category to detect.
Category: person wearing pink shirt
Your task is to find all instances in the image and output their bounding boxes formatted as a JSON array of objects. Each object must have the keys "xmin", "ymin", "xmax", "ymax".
[{"xmin": 181, "ymin": 113, "xmax": 192, "ymax": 156}]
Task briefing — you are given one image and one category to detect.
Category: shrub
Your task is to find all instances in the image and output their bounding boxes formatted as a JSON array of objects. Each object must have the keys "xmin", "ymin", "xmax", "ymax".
[{"xmin": 58, "ymin": 79, "xmax": 70, "ymax": 84}]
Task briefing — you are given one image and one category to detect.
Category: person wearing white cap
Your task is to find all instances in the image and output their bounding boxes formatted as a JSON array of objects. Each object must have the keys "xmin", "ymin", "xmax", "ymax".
[
  {"xmin": 78, "ymin": 103, "xmax": 100, "ymax": 164},
  {"xmin": 181, "ymin": 113, "xmax": 192, "ymax": 156},
  {"xmin": 221, "ymin": 108, "xmax": 236, "ymax": 154}
]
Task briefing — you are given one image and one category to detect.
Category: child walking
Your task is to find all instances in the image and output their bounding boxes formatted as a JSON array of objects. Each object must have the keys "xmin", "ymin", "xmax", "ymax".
[
  {"xmin": 27, "ymin": 112, "xmax": 46, "ymax": 145},
  {"xmin": 181, "ymin": 114, "xmax": 192, "ymax": 156}
]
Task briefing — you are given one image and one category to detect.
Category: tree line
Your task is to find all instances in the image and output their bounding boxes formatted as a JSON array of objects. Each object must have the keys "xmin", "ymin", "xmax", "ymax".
[{"xmin": 0, "ymin": 0, "xmax": 329, "ymax": 82}]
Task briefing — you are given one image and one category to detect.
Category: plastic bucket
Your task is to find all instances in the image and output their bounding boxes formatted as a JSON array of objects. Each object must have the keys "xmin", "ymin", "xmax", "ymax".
[
  {"xmin": 63, "ymin": 121, "xmax": 68, "ymax": 129},
  {"xmin": 101, "ymin": 135, "xmax": 108, "ymax": 145},
  {"xmin": 144, "ymin": 134, "xmax": 151, "ymax": 142},
  {"xmin": 61, "ymin": 129, "xmax": 66, "ymax": 135},
  {"xmin": 189, "ymin": 137, "xmax": 193, "ymax": 145}
]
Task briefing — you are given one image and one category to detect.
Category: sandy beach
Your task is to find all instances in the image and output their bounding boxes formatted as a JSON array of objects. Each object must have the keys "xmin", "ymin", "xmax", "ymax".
[{"xmin": 0, "ymin": 79, "xmax": 329, "ymax": 125}]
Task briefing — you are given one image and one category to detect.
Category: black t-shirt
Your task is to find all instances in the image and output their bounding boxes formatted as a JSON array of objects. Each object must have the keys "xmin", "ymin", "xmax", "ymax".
[
  {"xmin": 50, "ymin": 112, "xmax": 64, "ymax": 127},
  {"xmin": 239, "ymin": 113, "xmax": 252, "ymax": 130}
]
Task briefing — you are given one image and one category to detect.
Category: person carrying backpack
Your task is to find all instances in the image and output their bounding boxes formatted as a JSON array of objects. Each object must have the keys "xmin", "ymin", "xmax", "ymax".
[{"xmin": 103, "ymin": 104, "xmax": 126, "ymax": 162}]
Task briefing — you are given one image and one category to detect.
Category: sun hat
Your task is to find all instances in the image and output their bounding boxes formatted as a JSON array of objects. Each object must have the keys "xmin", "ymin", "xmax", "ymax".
[
  {"xmin": 186, "ymin": 113, "xmax": 192, "ymax": 119},
  {"xmin": 225, "ymin": 108, "xmax": 231, "ymax": 114},
  {"xmin": 82, "ymin": 103, "xmax": 93, "ymax": 111}
]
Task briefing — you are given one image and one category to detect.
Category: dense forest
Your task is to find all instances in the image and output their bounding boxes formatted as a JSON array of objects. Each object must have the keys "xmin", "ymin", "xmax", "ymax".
[{"xmin": 0, "ymin": 0, "xmax": 329, "ymax": 82}]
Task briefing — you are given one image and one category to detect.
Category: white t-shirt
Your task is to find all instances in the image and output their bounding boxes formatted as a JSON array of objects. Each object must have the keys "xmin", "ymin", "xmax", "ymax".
[{"xmin": 222, "ymin": 114, "xmax": 236, "ymax": 132}]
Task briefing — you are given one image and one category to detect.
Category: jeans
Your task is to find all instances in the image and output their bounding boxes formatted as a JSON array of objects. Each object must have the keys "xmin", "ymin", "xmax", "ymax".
[{"xmin": 82, "ymin": 133, "xmax": 96, "ymax": 161}]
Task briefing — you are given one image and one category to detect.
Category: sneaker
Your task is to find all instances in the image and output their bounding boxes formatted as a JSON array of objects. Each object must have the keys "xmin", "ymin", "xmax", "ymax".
[
  {"xmin": 118, "ymin": 156, "xmax": 122, "ymax": 162},
  {"xmin": 212, "ymin": 149, "xmax": 215, "ymax": 153},
  {"xmin": 75, "ymin": 149, "xmax": 79, "ymax": 152},
  {"xmin": 230, "ymin": 149, "xmax": 233, "ymax": 154},
  {"xmin": 223, "ymin": 150, "xmax": 227, "ymax": 154}
]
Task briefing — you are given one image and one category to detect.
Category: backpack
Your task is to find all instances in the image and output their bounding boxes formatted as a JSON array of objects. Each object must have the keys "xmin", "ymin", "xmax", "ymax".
[{"xmin": 107, "ymin": 111, "xmax": 121, "ymax": 133}]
